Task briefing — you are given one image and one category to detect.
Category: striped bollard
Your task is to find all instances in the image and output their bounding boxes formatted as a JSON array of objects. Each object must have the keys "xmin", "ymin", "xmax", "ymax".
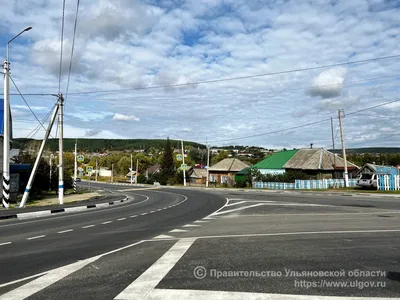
[{"xmin": 2, "ymin": 174, "xmax": 10, "ymax": 208}]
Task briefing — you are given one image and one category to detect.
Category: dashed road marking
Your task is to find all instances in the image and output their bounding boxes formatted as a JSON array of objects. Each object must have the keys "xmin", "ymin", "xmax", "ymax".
[
  {"xmin": 130, "ymin": 215, "xmax": 138, "ymax": 218},
  {"xmin": 141, "ymin": 213, "xmax": 148, "ymax": 216},
  {"xmin": 153, "ymin": 234, "xmax": 175, "ymax": 239},
  {"xmin": 194, "ymin": 220, "xmax": 209, "ymax": 223},
  {"xmin": 183, "ymin": 224, "xmax": 200, "ymax": 227},
  {"xmin": 0, "ymin": 241, "xmax": 11, "ymax": 246},
  {"xmin": 117, "ymin": 218, "xmax": 126, "ymax": 221},
  {"xmin": 150, "ymin": 211, "xmax": 155, "ymax": 213},
  {"xmin": 27, "ymin": 235, "xmax": 45, "ymax": 240},
  {"xmin": 169, "ymin": 229, "xmax": 188, "ymax": 233},
  {"xmin": 102, "ymin": 221, "xmax": 112, "ymax": 224},
  {"xmin": 58, "ymin": 229, "xmax": 73, "ymax": 234},
  {"xmin": 82, "ymin": 225, "xmax": 95, "ymax": 229}
]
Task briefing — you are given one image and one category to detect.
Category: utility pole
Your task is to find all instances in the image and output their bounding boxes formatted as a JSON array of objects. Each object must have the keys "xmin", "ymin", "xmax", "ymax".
[
  {"xmin": 49, "ymin": 154, "xmax": 53, "ymax": 191},
  {"xmin": 58, "ymin": 93, "xmax": 64, "ymax": 205},
  {"xmin": 331, "ymin": 117, "xmax": 336, "ymax": 176},
  {"xmin": 73, "ymin": 140, "xmax": 77, "ymax": 193},
  {"xmin": 181, "ymin": 139, "xmax": 186, "ymax": 186},
  {"xmin": 111, "ymin": 163, "xmax": 114, "ymax": 183},
  {"xmin": 135, "ymin": 159, "xmax": 139, "ymax": 184},
  {"xmin": 338, "ymin": 109, "xmax": 349, "ymax": 187},
  {"xmin": 20, "ymin": 104, "xmax": 59, "ymax": 207},
  {"xmin": 206, "ymin": 145, "xmax": 210, "ymax": 187},
  {"xmin": 95, "ymin": 159, "xmax": 98, "ymax": 182},
  {"xmin": 130, "ymin": 154, "xmax": 133, "ymax": 184}
]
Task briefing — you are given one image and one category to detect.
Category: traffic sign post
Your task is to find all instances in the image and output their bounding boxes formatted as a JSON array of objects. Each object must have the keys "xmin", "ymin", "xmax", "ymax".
[
  {"xmin": 86, "ymin": 166, "xmax": 93, "ymax": 173},
  {"xmin": 176, "ymin": 154, "xmax": 183, "ymax": 161},
  {"xmin": 77, "ymin": 155, "xmax": 85, "ymax": 163},
  {"xmin": 180, "ymin": 163, "xmax": 187, "ymax": 170}
]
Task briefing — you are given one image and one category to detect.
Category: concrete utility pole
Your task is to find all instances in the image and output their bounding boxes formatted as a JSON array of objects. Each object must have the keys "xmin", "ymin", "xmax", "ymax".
[
  {"xmin": 20, "ymin": 104, "xmax": 59, "ymax": 207},
  {"xmin": 111, "ymin": 163, "xmax": 114, "ymax": 183},
  {"xmin": 206, "ymin": 145, "xmax": 210, "ymax": 188},
  {"xmin": 58, "ymin": 93, "xmax": 64, "ymax": 205},
  {"xmin": 181, "ymin": 139, "xmax": 186, "ymax": 187},
  {"xmin": 49, "ymin": 154, "xmax": 53, "ymax": 191},
  {"xmin": 331, "ymin": 117, "xmax": 336, "ymax": 175},
  {"xmin": 130, "ymin": 154, "xmax": 133, "ymax": 184},
  {"xmin": 135, "ymin": 159, "xmax": 139, "ymax": 184},
  {"xmin": 95, "ymin": 159, "xmax": 98, "ymax": 182},
  {"xmin": 73, "ymin": 140, "xmax": 77, "ymax": 193},
  {"xmin": 2, "ymin": 26, "xmax": 32, "ymax": 208},
  {"xmin": 338, "ymin": 109, "xmax": 349, "ymax": 187}
]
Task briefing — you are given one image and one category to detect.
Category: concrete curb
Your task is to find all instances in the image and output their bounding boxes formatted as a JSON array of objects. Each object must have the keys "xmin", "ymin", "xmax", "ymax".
[
  {"xmin": 0, "ymin": 196, "xmax": 130, "ymax": 221},
  {"xmin": 81, "ymin": 180, "xmax": 149, "ymax": 188}
]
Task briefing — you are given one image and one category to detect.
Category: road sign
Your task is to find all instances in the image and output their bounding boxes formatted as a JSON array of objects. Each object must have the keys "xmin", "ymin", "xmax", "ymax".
[
  {"xmin": 86, "ymin": 166, "xmax": 93, "ymax": 172},
  {"xmin": 176, "ymin": 154, "xmax": 183, "ymax": 161},
  {"xmin": 180, "ymin": 163, "xmax": 187, "ymax": 170},
  {"xmin": 77, "ymin": 155, "xmax": 85, "ymax": 162},
  {"xmin": 78, "ymin": 167, "xmax": 84, "ymax": 172}
]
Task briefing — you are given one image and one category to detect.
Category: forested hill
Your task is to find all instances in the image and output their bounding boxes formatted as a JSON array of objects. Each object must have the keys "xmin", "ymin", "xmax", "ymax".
[
  {"xmin": 331, "ymin": 147, "xmax": 400, "ymax": 154},
  {"xmin": 13, "ymin": 138, "xmax": 206, "ymax": 152}
]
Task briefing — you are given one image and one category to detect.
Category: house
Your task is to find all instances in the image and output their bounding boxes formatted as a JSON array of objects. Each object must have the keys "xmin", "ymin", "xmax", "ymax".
[
  {"xmin": 357, "ymin": 163, "xmax": 398, "ymax": 177},
  {"xmin": 145, "ymin": 164, "xmax": 160, "ymax": 178},
  {"xmin": 283, "ymin": 148, "xmax": 359, "ymax": 179},
  {"xmin": 99, "ymin": 167, "xmax": 112, "ymax": 177},
  {"xmin": 125, "ymin": 171, "xmax": 137, "ymax": 181},
  {"xmin": 188, "ymin": 167, "xmax": 208, "ymax": 184},
  {"xmin": 252, "ymin": 149, "xmax": 299, "ymax": 175},
  {"xmin": 208, "ymin": 158, "xmax": 249, "ymax": 184}
]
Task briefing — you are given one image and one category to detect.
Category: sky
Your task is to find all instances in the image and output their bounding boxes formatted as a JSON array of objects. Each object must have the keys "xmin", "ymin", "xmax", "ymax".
[{"xmin": 0, "ymin": 0, "xmax": 399, "ymax": 149}]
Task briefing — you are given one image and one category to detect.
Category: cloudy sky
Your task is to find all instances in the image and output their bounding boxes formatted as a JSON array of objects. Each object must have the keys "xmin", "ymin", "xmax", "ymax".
[{"xmin": 0, "ymin": 0, "xmax": 399, "ymax": 149}]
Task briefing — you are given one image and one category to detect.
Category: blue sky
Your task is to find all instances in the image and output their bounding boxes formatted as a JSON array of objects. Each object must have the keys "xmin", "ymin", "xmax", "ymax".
[{"xmin": 0, "ymin": 0, "xmax": 399, "ymax": 148}]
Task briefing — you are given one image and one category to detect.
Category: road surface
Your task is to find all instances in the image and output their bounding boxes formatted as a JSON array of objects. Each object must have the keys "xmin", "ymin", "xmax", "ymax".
[{"xmin": 1, "ymin": 183, "xmax": 399, "ymax": 299}]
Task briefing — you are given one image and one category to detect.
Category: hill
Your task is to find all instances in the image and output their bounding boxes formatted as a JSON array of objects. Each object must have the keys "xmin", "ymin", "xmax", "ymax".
[
  {"xmin": 331, "ymin": 147, "xmax": 400, "ymax": 154},
  {"xmin": 13, "ymin": 138, "xmax": 206, "ymax": 153}
]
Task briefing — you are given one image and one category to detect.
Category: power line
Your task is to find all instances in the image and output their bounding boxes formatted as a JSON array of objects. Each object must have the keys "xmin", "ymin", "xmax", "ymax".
[
  {"xmin": 26, "ymin": 105, "xmax": 55, "ymax": 138},
  {"xmin": 9, "ymin": 75, "xmax": 54, "ymax": 138},
  {"xmin": 66, "ymin": 54, "xmax": 400, "ymax": 95},
  {"xmin": 346, "ymin": 98, "xmax": 400, "ymax": 116},
  {"xmin": 58, "ymin": 0, "xmax": 66, "ymax": 93},
  {"xmin": 9, "ymin": 93, "xmax": 56, "ymax": 96},
  {"xmin": 65, "ymin": 0, "xmax": 80, "ymax": 103}
]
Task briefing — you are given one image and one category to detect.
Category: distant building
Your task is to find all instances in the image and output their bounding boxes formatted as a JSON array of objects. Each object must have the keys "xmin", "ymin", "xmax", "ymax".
[
  {"xmin": 208, "ymin": 158, "xmax": 249, "ymax": 184},
  {"xmin": 188, "ymin": 167, "xmax": 208, "ymax": 184},
  {"xmin": 252, "ymin": 149, "xmax": 298, "ymax": 175},
  {"xmin": 99, "ymin": 167, "xmax": 112, "ymax": 177}
]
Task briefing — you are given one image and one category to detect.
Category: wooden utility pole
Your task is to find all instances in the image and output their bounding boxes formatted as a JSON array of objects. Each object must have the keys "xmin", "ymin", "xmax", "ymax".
[{"xmin": 338, "ymin": 110, "xmax": 349, "ymax": 187}]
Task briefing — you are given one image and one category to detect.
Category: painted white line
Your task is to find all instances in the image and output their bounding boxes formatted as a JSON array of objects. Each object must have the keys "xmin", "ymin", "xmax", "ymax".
[
  {"xmin": 57, "ymin": 229, "xmax": 73, "ymax": 234},
  {"xmin": 238, "ymin": 211, "xmax": 400, "ymax": 217},
  {"xmin": 130, "ymin": 215, "xmax": 138, "ymax": 218},
  {"xmin": 213, "ymin": 203, "xmax": 265, "ymax": 216},
  {"xmin": 182, "ymin": 224, "xmax": 200, "ymax": 227},
  {"xmin": 27, "ymin": 235, "xmax": 45, "ymax": 240},
  {"xmin": 182, "ymin": 229, "xmax": 400, "ymax": 241},
  {"xmin": 0, "ymin": 242, "xmax": 11, "ymax": 246},
  {"xmin": 225, "ymin": 201, "xmax": 247, "ymax": 207},
  {"xmin": 149, "ymin": 211, "xmax": 155, "ymax": 213},
  {"xmin": 203, "ymin": 217, "xmax": 216, "ymax": 220},
  {"xmin": 117, "ymin": 218, "xmax": 126, "ymax": 221},
  {"xmin": 169, "ymin": 229, "xmax": 188, "ymax": 233},
  {"xmin": 82, "ymin": 225, "xmax": 95, "ymax": 229},
  {"xmin": 0, "ymin": 255, "xmax": 100, "ymax": 299},
  {"xmin": 0, "ymin": 271, "xmax": 49, "ymax": 288},
  {"xmin": 115, "ymin": 238, "xmax": 195, "ymax": 300},
  {"xmin": 102, "ymin": 221, "xmax": 112, "ymax": 224},
  {"xmin": 153, "ymin": 234, "xmax": 175, "ymax": 239},
  {"xmin": 148, "ymin": 289, "xmax": 394, "ymax": 300},
  {"xmin": 141, "ymin": 213, "xmax": 148, "ymax": 215},
  {"xmin": 156, "ymin": 209, "xmax": 162, "ymax": 211},
  {"xmin": 194, "ymin": 220, "xmax": 209, "ymax": 223}
]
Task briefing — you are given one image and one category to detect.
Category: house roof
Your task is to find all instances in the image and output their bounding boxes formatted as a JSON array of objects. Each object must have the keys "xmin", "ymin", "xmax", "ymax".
[
  {"xmin": 283, "ymin": 148, "xmax": 359, "ymax": 170},
  {"xmin": 236, "ymin": 167, "xmax": 251, "ymax": 175},
  {"xmin": 189, "ymin": 168, "xmax": 208, "ymax": 178},
  {"xmin": 146, "ymin": 164, "xmax": 160, "ymax": 173},
  {"xmin": 208, "ymin": 158, "xmax": 249, "ymax": 172},
  {"xmin": 253, "ymin": 149, "xmax": 298, "ymax": 169}
]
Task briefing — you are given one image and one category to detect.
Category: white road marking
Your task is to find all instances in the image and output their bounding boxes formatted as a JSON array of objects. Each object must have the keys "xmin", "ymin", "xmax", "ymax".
[
  {"xmin": 82, "ymin": 225, "xmax": 95, "ymax": 228},
  {"xmin": 0, "ymin": 242, "xmax": 11, "ymax": 246},
  {"xmin": 212, "ymin": 203, "xmax": 265, "ymax": 216},
  {"xmin": 0, "ymin": 255, "xmax": 100, "ymax": 299},
  {"xmin": 149, "ymin": 211, "xmax": 155, "ymax": 213},
  {"xmin": 225, "ymin": 201, "xmax": 247, "ymax": 207},
  {"xmin": 115, "ymin": 238, "xmax": 195, "ymax": 300},
  {"xmin": 156, "ymin": 209, "xmax": 162, "ymax": 211},
  {"xmin": 182, "ymin": 224, "xmax": 200, "ymax": 227},
  {"xmin": 203, "ymin": 217, "xmax": 216, "ymax": 220},
  {"xmin": 117, "ymin": 218, "xmax": 126, "ymax": 221},
  {"xmin": 130, "ymin": 215, "xmax": 138, "ymax": 218},
  {"xmin": 182, "ymin": 229, "xmax": 400, "ymax": 240},
  {"xmin": 194, "ymin": 220, "xmax": 209, "ymax": 223},
  {"xmin": 141, "ymin": 213, "xmax": 148, "ymax": 215},
  {"xmin": 0, "ymin": 271, "xmax": 49, "ymax": 288},
  {"xmin": 27, "ymin": 235, "xmax": 45, "ymax": 240},
  {"xmin": 57, "ymin": 229, "xmax": 73, "ymax": 234},
  {"xmin": 147, "ymin": 289, "xmax": 394, "ymax": 300},
  {"xmin": 238, "ymin": 211, "xmax": 400, "ymax": 217},
  {"xmin": 102, "ymin": 221, "xmax": 112, "ymax": 224},
  {"xmin": 169, "ymin": 229, "xmax": 188, "ymax": 233},
  {"xmin": 153, "ymin": 234, "xmax": 175, "ymax": 239}
]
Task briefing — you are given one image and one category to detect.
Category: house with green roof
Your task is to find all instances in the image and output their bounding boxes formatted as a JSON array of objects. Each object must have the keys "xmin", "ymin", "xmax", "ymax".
[{"xmin": 252, "ymin": 149, "xmax": 299, "ymax": 175}]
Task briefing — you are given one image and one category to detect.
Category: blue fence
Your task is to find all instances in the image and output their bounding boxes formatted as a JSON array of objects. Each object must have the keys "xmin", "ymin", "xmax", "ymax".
[{"xmin": 253, "ymin": 179, "xmax": 358, "ymax": 190}]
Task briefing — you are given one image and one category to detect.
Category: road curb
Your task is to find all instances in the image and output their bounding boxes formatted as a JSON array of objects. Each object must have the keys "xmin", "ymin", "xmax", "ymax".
[{"xmin": 0, "ymin": 196, "xmax": 130, "ymax": 221}]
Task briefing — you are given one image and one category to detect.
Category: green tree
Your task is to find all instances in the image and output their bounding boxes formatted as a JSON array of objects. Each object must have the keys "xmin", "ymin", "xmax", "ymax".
[
  {"xmin": 117, "ymin": 156, "xmax": 130, "ymax": 175},
  {"xmin": 160, "ymin": 138, "xmax": 175, "ymax": 185},
  {"xmin": 211, "ymin": 150, "xmax": 228, "ymax": 165}
]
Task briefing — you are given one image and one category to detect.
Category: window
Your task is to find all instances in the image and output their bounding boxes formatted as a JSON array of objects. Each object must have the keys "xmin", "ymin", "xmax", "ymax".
[{"xmin": 221, "ymin": 176, "xmax": 229, "ymax": 183}]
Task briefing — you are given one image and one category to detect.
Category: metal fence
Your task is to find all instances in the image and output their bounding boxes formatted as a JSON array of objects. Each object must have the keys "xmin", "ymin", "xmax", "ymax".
[{"xmin": 253, "ymin": 179, "xmax": 358, "ymax": 190}]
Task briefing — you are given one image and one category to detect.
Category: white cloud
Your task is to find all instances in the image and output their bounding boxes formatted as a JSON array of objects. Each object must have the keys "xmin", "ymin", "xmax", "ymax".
[
  {"xmin": 308, "ymin": 68, "xmax": 347, "ymax": 99},
  {"xmin": 113, "ymin": 113, "xmax": 140, "ymax": 121}
]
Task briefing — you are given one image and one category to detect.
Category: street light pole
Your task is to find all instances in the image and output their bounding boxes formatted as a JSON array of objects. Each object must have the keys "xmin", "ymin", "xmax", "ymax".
[
  {"xmin": 2, "ymin": 26, "xmax": 32, "ymax": 208},
  {"xmin": 181, "ymin": 139, "xmax": 186, "ymax": 187}
]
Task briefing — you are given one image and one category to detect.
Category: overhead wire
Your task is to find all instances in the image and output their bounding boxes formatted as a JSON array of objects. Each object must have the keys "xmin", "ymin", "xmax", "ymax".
[
  {"xmin": 9, "ymin": 74, "xmax": 54, "ymax": 138},
  {"xmin": 66, "ymin": 54, "xmax": 400, "ymax": 95},
  {"xmin": 58, "ymin": 0, "xmax": 66, "ymax": 94}
]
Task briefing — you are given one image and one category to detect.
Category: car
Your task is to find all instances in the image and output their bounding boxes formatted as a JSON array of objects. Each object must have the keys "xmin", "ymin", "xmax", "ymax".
[
  {"xmin": 75, "ymin": 178, "xmax": 82, "ymax": 182},
  {"xmin": 356, "ymin": 174, "xmax": 377, "ymax": 188}
]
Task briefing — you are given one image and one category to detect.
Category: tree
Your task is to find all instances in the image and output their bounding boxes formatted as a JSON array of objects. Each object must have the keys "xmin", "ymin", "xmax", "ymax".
[
  {"xmin": 211, "ymin": 150, "xmax": 228, "ymax": 165},
  {"xmin": 117, "ymin": 156, "xmax": 130, "ymax": 175},
  {"xmin": 188, "ymin": 147, "xmax": 207, "ymax": 164},
  {"xmin": 160, "ymin": 138, "xmax": 175, "ymax": 185}
]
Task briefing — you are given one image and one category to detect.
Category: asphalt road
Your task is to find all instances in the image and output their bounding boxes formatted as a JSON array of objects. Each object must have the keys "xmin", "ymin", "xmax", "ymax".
[{"xmin": 1, "ymin": 185, "xmax": 399, "ymax": 299}]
